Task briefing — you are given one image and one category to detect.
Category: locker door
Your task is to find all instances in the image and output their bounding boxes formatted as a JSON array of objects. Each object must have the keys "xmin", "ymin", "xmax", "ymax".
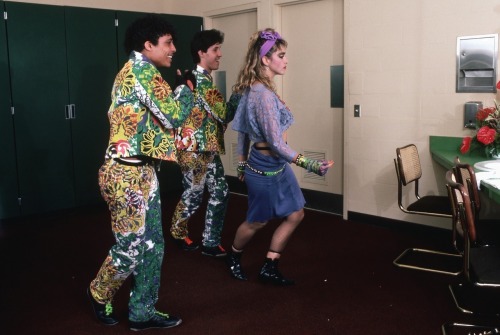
[
  {"xmin": 65, "ymin": 7, "xmax": 118, "ymax": 206},
  {"xmin": 0, "ymin": 0, "xmax": 20, "ymax": 219},
  {"xmin": 5, "ymin": 2, "xmax": 74, "ymax": 215}
]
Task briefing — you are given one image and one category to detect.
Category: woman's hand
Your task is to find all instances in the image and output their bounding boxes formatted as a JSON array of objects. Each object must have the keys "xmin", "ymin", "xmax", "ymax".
[
  {"xmin": 294, "ymin": 154, "xmax": 334, "ymax": 176},
  {"xmin": 237, "ymin": 161, "xmax": 246, "ymax": 181},
  {"xmin": 319, "ymin": 160, "xmax": 334, "ymax": 176}
]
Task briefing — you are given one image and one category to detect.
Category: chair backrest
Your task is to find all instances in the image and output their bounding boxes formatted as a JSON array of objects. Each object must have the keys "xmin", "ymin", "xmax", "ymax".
[
  {"xmin": 445, "ymin": 170, "xmax": 464, "ymax": 252},
  {"xmin": 446, "ymin": 176, "xmax": 477, "ymax": 244},
  {"xmin": 453, "ymin": 161, "xmax": 481, "ymax": 218},
  {"xmin": 396, "ymin": 144, "xmax": 422, "ymax": 186}
]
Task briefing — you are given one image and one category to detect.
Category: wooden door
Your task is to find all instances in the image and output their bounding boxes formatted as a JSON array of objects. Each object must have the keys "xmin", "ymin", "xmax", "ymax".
[
  {"xmin": 211, "ymin": 11, "xmax": 258, "ymax": 177},
  {"xmin": 280, "ymin": 0, "xmax": 343, "ymax": 196}
]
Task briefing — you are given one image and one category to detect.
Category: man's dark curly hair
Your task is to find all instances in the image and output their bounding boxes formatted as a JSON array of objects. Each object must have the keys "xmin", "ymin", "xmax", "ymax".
[
  {"xmin": 190, "ymin": 29, "xmax": 224, "ymax": 64},
  {"xmin": 124, "ymin": 14, "xmax": 177, "ymax": 54}
]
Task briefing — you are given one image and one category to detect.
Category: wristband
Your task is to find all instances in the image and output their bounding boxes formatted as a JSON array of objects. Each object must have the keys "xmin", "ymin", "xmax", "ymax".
[{"xmin": 294, "ymin": 154, "xmax": 330, "ymax": 176}]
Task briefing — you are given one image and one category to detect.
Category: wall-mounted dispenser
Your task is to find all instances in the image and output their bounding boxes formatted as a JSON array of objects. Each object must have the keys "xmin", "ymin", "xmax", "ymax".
[
  {"xmin": 456, "ymin": 34, "xmax": 498, "ymax": 93},
  {"xmin": 464, "ymin": 101, "xmax": 483, "ymax": 129},
  {"xmin": 213, "ymin": 70, "xmax": 226, "ymax": 101}
]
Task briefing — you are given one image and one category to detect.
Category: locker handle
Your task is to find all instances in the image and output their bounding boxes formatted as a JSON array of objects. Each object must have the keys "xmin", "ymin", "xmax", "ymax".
[
  {"xmin": 65, "ymin": 105, "xmax": 71, "ymax": 120},
  {"xmin": 70, "ymin": 104, "xmax": 76, "ymax": 119},
  {"xmin": 65, "ymin": 104, "xmax": 76, "ymax": 119}
]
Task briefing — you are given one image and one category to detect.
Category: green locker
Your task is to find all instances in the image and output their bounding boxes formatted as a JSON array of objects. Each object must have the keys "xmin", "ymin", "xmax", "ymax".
[
  {"xmin": 65, "ymin": 7, "xmax": 118, "ymax": 206},
  {"xmin": 5, "ymin": 2, "xmax": 74, "ymax": 215},
  {"xmin": 2, "ymin": 4, "xmax": 203, "ymax": 218},
  {"xmin": 0, "ymin": 0, "xmax": 20, "ymax": 219}
]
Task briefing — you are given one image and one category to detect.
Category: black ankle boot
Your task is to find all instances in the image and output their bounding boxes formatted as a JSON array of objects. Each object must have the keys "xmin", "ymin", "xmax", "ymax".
[
  {"xmin": 226, "ymin": 251, "xmax": 247, "ymax": 281},
  {"xmin": 258, "ymin": 258, "xmax": 295, "ymax": 286}
]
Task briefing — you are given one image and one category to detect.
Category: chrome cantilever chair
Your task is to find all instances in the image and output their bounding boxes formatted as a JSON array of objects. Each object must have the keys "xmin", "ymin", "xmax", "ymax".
[
  {"xmin": 446, "ymin": 177, "xmax": 500, "ymax": 316},
  {"xmin": 393, "ymin": 144, "xmax": 461, "ymax": 275},
  {"xmin": 441, "ymin": 322, "xmax": 499, "ymax": 335},
  {"xmin": 453, "ymin": 161, "xmax": 500, "ymax": 247}
]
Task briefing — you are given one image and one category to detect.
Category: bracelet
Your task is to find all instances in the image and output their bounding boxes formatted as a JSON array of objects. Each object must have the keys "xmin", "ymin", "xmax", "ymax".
[
  {"xmin": 237, "ymin": 161, "xmax": 246, "ymax": 172},
  {"xmin": 294, "ymin": 154, "xmax": 304, "ymax": 165}
]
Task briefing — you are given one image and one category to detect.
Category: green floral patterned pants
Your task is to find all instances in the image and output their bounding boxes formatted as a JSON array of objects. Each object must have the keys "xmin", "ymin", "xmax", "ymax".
[
  {"xmin": 170, "ymin": 152, "xmax": 229, "ymax": 247},
  {"xmin": 90, "ymin": 159, "xmax": 164, "ymax": 322}
]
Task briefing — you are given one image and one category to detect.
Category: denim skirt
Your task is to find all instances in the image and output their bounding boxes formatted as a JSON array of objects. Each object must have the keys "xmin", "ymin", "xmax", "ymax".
[{"xmin": 245, "ymin": 148, "xmax": 305, "ymax": 222}]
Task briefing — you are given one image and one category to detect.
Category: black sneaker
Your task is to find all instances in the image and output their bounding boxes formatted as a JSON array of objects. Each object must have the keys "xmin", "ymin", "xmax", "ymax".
[
  {"xmin": 129, "ymin": 311, "xmax": 182, "ymax": 331},
  {"xmin": 87, "ymin": 287, "xmax": 118, "ymax": 326},
  {"xmin": 201, "ymin": 245, "xmax": 227, "ymax": 257},
  {"xmin": 173, "ymin": 237, "xmax": 199, "ymax": 251}
]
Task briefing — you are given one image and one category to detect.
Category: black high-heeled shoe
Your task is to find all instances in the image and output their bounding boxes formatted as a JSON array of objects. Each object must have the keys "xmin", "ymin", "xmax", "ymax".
[
  {"xmin": 226, "ymin": 251, "xmax": 248, "ymax": 281},
  {"xmin": 258, "ymin": 258, "xmax": 295, "ymax": 286}
]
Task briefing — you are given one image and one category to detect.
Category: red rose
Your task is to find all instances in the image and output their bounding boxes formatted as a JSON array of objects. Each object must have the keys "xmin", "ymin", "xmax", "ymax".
[
  {"xmin": 476, "ymin": 107, "xmax": 496, "ymax": 121},
  {"xmin": 476, "ymin": 126, "xmax": 497, "ymax": 145},
  {"xmin": 460, "ymin": 136, "xmax": 472, "ymax": 153},
  {"xmin": 496, "ymin": 80, "xmax": 500, "ymax": 90}
]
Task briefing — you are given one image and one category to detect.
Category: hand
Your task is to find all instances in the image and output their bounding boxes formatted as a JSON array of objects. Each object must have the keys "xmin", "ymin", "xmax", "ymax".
[
  {"xmin": 295, "ymin": 154, "xmax": 334, "ymax": 176},
  {"xmin": 318, "ymin": 160, "xmax": 334, "ymax": 176},
  {"xmin": 237, "ymin": 162, "xmax": 246, "ymax": 181},
  {"xmin": 174, "ymin": 69, "xmax": 196, "ymax": 91}
]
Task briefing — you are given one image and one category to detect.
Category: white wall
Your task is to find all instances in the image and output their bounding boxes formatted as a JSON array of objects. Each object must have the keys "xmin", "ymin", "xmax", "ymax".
[{"xmin": 344, "ymin": 0, "xmax": 500, "ymax": 228}]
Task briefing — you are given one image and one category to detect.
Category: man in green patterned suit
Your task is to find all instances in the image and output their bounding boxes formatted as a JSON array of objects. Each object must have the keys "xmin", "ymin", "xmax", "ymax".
[
  {"xmin": 171, "ymin": 29, "xmax": 240, "ymax": 257},
  {"xmin": 87, "ymin": 15, "xmax": 195, "ymax": 331}
]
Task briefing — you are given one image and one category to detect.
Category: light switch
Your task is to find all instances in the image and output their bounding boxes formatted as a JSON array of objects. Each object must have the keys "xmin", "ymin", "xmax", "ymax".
[{"xmin": 354, "ymin": 104, "xmax": 360, "ymax": 117}]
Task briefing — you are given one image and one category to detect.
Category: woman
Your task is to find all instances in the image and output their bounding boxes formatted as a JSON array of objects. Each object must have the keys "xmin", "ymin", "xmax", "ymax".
[{"xmin": 228, "ymin": 28, "xmax": 334, "ymax": 286}]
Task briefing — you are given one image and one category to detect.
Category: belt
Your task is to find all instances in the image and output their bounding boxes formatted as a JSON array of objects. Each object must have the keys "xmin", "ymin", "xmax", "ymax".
[
  {"xmin": 245, "ymin": 162, "xmax": 285, "ymax": 176},
  {"xmin": 114, "ymin": 157, "xmax": 155, "ymax": 167}
]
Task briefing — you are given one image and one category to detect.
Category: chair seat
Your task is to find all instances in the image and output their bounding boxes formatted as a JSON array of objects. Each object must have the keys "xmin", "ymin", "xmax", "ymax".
[
  {"xmin": 449, "ymin": 282, "xmax": 500, "ymax": 315},
  {"xmin": 407, "ymin": 195, "xmax": 451, "ymax": 215},
  {"xmin": 442, "ymin": 322, "xmax": 500, "ymax": 334}
]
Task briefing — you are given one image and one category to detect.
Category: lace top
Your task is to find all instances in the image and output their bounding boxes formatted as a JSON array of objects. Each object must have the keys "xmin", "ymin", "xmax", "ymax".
[{"xmin": 232, "ymin": 83, "xmax": 297, "ymax": 162}]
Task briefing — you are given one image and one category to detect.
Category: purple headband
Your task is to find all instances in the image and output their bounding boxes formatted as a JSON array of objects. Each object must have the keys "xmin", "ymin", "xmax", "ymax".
[{"xmin": 259, "ymin": 31, "xmax": 282, "ymax": 58}]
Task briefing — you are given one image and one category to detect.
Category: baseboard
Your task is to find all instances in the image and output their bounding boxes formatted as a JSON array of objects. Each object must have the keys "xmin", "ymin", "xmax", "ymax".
[{"xmin": 347, "ymin": 211, "xmax": 451, "ymax": 237}]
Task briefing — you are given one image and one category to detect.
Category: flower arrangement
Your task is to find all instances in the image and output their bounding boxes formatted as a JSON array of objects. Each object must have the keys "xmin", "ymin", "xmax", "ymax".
[{"xmin": 460, "ymin": 81, "xmax": 500, "ymax": 158}]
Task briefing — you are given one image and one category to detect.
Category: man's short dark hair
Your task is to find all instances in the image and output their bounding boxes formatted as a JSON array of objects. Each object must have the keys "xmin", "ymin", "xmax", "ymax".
[
  {"xmin": 190, "ymin": 29, "xmax": 224, "ymax": 64},
  {"xmin": 124, "ymin": 14, "xmax": 177, "ymax": 54}
]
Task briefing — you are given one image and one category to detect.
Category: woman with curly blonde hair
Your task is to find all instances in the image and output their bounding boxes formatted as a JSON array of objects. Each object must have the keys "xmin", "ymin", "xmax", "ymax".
[{"xmin": 227, "ymin": 28, "xmax": 334, "ymax": 285}]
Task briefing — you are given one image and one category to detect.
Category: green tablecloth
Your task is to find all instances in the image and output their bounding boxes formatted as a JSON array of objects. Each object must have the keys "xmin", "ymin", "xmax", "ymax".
[{"xmin": 429, "ymin": 136, "xmax": 500, "ymax": 204}]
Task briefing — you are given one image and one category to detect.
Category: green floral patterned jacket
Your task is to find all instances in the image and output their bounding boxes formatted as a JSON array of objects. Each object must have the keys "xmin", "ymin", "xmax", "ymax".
[
  {"xmin": 175, "ymin": 67, "xmax": 240, "ymax": 154},
  {"xmin": 104, "ymin": 51, "xmax": 194, "ymax": 162}
]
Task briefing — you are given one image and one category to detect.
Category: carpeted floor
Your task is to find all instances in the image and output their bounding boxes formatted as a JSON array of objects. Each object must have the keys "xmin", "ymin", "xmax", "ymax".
[{"xmin": 1, "ymin": 192, "xmax": 498, "ymax": 335}]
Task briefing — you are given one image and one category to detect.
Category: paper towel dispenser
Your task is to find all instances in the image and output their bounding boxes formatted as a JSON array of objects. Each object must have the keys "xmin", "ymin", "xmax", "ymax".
[{"xmin": 456, "ymin": 34, "xmax": 498, "ymax": 93}]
